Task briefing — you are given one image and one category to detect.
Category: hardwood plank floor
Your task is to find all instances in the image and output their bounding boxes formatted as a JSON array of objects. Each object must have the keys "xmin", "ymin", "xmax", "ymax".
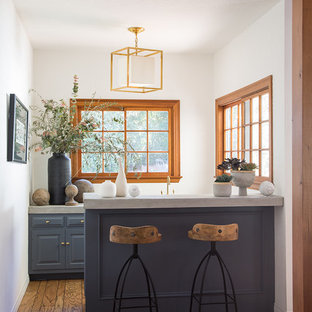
[
  {"xmin": 54, "ymin": 280, "xmax": 66, "ymax": 312},
  {"xmin": 18, "ymin": 281, "xmax": 40, "ymax": 312},
  {"xmin": 41, "ymin": 280, "xmax": 58, "ymax": 312},
  {"xmin": 18, "ymin": 280, "xmax": 84, "ymax": 312},
  {"xmin": 63, "ymin": 280, "xmax": 83, "ymax": 312}
]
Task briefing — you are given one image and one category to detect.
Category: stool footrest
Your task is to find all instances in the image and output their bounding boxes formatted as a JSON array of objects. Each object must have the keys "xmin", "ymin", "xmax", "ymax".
[
  {"xmin": 192, "ymin": 292, "xmax": 236, "ymax": 305},
  {"xmin": 114, "ymin": 296, "xmax": 157, "ymax": 310},
  {"xmin": 120, "ymin": 305, "xmax": 157, "ymax": 310}
]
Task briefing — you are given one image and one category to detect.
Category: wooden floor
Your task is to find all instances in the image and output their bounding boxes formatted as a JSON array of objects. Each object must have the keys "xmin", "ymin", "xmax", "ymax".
[{"xmin": 18, "ymin": 279, "xmax": 85, "ymax": 312}]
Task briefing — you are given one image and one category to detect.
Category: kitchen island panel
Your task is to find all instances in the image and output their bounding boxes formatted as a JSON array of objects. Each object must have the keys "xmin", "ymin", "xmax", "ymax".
[{"xmin": 85, "ymin": 206, "xmax": 274, "ymax": 312}]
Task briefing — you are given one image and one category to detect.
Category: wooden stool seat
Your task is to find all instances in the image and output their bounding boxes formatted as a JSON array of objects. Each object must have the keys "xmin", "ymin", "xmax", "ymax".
[
  {"xmin": 188, "ymin": 223, "xmax": 238, "ymax": 242},
  {"xmin": 110, "ymin": 225, "xmax": 162, "ymax": 244}
]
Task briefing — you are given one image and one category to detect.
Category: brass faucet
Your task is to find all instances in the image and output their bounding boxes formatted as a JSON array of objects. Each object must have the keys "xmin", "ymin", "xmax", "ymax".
[
  {"xmin": 167, "ymin": 176, "xmax": 170, "ymax": 195},
  {"xmin": 161, "ymin": 176, "xmax": 174, "ymax": 195}
]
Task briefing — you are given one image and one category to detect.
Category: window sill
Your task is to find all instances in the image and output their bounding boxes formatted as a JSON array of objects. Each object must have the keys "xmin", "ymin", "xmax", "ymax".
[{"xmin": 71, "ymin": 176, "xmax": 183, "ymax": 184}]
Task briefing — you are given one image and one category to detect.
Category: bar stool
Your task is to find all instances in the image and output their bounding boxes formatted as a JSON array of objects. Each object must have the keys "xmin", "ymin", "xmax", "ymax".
[
  {"xmin": 110, "ymin": 225, "xmax": 162, "ymax": 312},
  {"xmin": 188, "ymin": 223, "xmax": 239, "ymax": 312}
]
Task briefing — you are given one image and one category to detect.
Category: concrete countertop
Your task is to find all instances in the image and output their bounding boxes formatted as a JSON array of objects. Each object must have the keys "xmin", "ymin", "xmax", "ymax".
[
  {"xmin": 83, "ymin": 193, "xmax": 284, "ymax": 210},
  {"xmin": 29, "ymin": 204, "xmax": 84, "ymax": 214}
]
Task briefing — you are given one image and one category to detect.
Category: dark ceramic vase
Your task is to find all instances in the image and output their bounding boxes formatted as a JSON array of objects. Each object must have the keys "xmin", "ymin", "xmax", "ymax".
[{"xmin": 48, "ymin": 153, "xmax": 71, "ymax": 205}]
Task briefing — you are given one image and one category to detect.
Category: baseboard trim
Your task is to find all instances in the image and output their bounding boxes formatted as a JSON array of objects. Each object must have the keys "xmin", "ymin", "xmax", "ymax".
[
  {"xmin": 30, "ymin": 272, "xmax": 84, "ymax": 281},
  {"xmin": 11, "ymin": 275, "xmax": 29, "ymax": 312},
  {"xmin": 274, "ymin": 302, "xmax": 293, "ymax": 312}
]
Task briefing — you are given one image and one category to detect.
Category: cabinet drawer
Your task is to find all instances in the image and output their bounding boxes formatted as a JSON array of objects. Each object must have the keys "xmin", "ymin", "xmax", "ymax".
[
  {"xmin": 31, "ymin": 216, "xmax": 65, "ymax": 228},
  {"xmin": 66, "ymin": 215, "xmax": 85, "ymax": 227}
]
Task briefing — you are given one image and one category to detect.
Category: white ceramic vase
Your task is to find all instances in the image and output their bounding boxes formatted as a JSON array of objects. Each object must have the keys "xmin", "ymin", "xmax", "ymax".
[
  {"xmin": 213, "ymin": 182, "xmax": 232, "ymax": 197},
  {"xmin": 115, "ymin": 158, "xmax": 128, "ymax": 197},
  {"xmin": 101, "ymin": 181, "xmax": 116, "ymax": 198},
  {"xmin": 231, "ymin": 170, "xmax": 255, "ymax": 196}
]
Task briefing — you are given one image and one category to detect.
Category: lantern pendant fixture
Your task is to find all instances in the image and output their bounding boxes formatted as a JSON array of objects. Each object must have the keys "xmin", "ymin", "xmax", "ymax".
[{"xmin": 111, "ymin": 27, "xmax": 163, "ymax": 93}]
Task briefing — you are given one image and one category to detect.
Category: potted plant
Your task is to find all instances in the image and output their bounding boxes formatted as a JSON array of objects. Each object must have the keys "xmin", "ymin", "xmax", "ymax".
[
  {"xmin": 217, "ymin": 158, "xmax": 257, "ymax": 196},
  {"xmin": 30, "ymin": 75, "xmax": 125, "ymax": 205},
  {"xmin": 213, "ymin": 174, "xmax": 233, "ymax": 197}
]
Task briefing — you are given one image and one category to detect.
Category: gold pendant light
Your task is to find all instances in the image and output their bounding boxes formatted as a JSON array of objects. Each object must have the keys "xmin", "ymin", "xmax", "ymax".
[{"xmin": 111, "ymin": 27, "xmax": 163, "ymax": 93}]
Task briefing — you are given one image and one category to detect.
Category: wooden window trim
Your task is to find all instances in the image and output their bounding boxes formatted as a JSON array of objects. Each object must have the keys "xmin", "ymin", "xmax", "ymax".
[
  {"xmin": 71, "ymin": 99, "xmax": 181, "ymax": 183},
  {"xmin": 215, "ymin": 75, "xmax": 273, "ymax": 189}
]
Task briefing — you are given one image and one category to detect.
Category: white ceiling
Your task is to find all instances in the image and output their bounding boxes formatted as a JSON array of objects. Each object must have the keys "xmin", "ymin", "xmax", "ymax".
[{"xmin": 13, "ymin": 0, "xmax": 279, "ymax": 53}]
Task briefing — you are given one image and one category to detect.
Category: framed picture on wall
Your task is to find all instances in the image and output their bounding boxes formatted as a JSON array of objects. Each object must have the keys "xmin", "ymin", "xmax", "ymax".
[{"xmin": 7, "ymin": 94, "xmax": 29, "ymax": 163}]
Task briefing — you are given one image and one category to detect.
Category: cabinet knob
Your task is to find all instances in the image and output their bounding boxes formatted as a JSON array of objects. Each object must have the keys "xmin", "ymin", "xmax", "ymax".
[
  {"xmin": 66, "ymin": 242, "xmax": 70, "ymax": 245},
  {"xmin": 45, "ymin": 220, "xmax": 51, "ymax": 224},
  {"xmin": 61, "ymin": 242, "xmax": 65, "ymax": 246},
  {"xmin": 80, "ymin": 220, "xmax": 84, "ymax": 223}
]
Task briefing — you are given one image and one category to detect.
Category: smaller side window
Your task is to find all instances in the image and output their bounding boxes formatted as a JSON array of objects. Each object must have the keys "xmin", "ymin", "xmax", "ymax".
[{"xmin": 216, "ymin": 76, "xmax": 272, "ymax": 188}]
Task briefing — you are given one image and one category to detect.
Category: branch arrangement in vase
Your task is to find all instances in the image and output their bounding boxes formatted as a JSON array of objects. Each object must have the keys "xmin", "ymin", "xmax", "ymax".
[
  {"xmin": 30, "ymin": 75, "xmax": 125, "ymax": 156},
  {"xmin": 29, "ymin": 76, "xmax": 130, "ymax": 204}
]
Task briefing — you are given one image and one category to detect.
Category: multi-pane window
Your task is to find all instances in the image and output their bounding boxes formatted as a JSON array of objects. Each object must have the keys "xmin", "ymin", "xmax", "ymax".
[
  {"xmin": 223, "ymin": 93, "xmax": 270, "ymax": 177},
  {"xmin": 216, "ymin": 76, "xmax": 272, "ymax": 187},
  {"xmin": 80, "ymin": 110, "xmax": 169, "ymax": 173},
  {"xmin": 71, "ymin": 99, "xmax": 181, "ymax": 183},
  {"xmin": 224, "ymin": 103, "xmax": 242, "ymax": 161}
]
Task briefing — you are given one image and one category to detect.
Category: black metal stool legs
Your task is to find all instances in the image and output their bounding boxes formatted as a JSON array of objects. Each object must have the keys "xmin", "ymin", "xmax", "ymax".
[
  {"xmin": 198, "ymin": 253, "xmax": 213, "ymax": 311},
  {"xmin": 137, "ymin": 256, "xmax": 159, "ymax": 312},
  {"xmin": 189, "ymin": 250, "xmax": 212, "ymax": 311},
  {"xmin": 113, "ymin": 244, "xmax": 159, "ymax": 312},
  {"xmin": 189, "ymin": 242, "xmax": 238, "ymax": 312},
  {"xmin": 216, "ymin": 252, "xmax": 238, "ymax": 312},
  {"xmin": 117, "ymin": 256, "xmax": 135, "ymax": 312},
  {"xmin": 215, "ymin": 251, "xmax": 229, "ymax": 312},
  {"xmin": 113, "ymin": 255, "xmax": 134, "ymax": 312}
]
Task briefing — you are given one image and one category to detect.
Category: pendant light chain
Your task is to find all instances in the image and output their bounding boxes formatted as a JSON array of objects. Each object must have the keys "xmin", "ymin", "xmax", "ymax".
[
  {"xmin": 134, "ymin": 31, "xmax": 139, "ymax": 56},
  {"xmin": 135, "ymin": 32, "xmax": 138, "ymax": 49}
]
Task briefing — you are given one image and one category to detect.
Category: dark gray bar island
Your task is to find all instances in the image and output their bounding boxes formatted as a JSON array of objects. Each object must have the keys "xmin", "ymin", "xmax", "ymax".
[{"xmin": 84, "ymin": 194, "xmax": 283, "ymax": 312}]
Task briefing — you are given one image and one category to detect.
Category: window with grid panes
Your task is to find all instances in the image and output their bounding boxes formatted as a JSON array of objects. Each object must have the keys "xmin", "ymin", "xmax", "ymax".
[
  {"xmin": 216, "ymin": 76, "xmax": 272, "ymax": 188},
  {"xmin": 71, "ymin": 99, "xmax": 181, "ymax": 183}
]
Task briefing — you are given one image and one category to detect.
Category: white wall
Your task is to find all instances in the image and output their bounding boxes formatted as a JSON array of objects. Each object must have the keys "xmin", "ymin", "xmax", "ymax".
[
  {"xmin": 213, "ymin": 1, "xmax": 292, "ymax": 311},
  {"xmin": 32, "ymin": 51, "xmax": 214, "ymax": 196},
  {"xmin": 0, "ymin": 0, "xmax": 33, "ymax": 311}
]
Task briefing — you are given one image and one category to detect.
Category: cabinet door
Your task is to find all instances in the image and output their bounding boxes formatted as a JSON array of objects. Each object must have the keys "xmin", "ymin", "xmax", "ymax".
[
  {"xmin": 66, "ymin": 228, "xmax": 84, "ymax": 269},
  {"xmin": 31, "ymin": 228, "xmax": 66, "ymax": 271}
]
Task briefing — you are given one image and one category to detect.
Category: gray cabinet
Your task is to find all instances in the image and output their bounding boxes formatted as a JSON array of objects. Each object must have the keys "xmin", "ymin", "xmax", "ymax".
[
  {"xmin": 66, "ymin": 227, "xmax": 84, "ymax": 269},
  {"xmin": 29, "ymin": 213, "xmax": 84, "ymax": 278},
  {"xmin": 31, "ymin": 228, "xmax": 66, "ymax": 271}
]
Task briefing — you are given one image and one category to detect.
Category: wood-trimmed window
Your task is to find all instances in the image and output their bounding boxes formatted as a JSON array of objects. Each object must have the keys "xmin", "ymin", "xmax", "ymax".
[
  {"xmin": 215, "ymin": 76, "xmax": 273, "ymax": 188},
  {"xmin": 71, "ymin": 99, "xmax": 181, "ymax": 183}
]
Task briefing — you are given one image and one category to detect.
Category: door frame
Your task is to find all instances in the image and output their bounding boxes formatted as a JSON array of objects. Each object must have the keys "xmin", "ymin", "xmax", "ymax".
[{"xmin": 292, "ymin": 0, "xmax": 312, "ymax": 311}]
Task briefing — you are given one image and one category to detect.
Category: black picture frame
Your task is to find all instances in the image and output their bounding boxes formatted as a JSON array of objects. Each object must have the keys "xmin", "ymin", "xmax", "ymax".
[{"xmin": 7, "ymin": 94, "xmax": 29, "ymax": 163}]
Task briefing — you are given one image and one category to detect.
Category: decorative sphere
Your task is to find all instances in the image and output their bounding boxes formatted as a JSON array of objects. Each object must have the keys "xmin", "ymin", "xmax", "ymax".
[
  {"xmin": 74, "ymin": 179, "xmax": 94, "ymax": 203},
  {"xmin": 259, "ymin": 181, "xmax": 275, "ymax": 196},
  {"xmin": 32, "ymin": 188, "xmax": 50, "ymax": 206},
  {"xmin": 129, "ymin": 185, "xmax": 141, "ymax": 198},
  {"xmin": 65, "ymin": 184, "xmax": 78, "ymax": 198}
]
